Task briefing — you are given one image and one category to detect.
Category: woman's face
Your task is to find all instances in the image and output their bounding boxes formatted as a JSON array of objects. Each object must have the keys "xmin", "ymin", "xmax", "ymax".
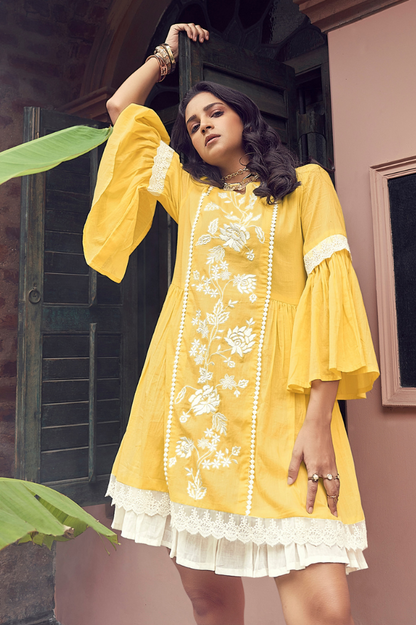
[{"xmin": 184, "ymin": 91, "xmax": 246, "ymax": 175}]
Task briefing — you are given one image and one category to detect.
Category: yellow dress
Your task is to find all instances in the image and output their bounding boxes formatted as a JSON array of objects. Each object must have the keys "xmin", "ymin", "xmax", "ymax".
[{"xmin": 83, "ymin": 104, "xmax": 379, "ymax": 577}]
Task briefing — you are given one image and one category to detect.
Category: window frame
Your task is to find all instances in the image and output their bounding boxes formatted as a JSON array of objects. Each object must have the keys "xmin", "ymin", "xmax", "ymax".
[{"xmin": 370, "ymin": 155, "xmax": 416, "ymax": 406}]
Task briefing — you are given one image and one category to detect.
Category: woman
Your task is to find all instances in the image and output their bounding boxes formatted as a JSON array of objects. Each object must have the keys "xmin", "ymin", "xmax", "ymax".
[{"xmin": 83, "ymin": 23, "xmax": 379, "ymax": 625}]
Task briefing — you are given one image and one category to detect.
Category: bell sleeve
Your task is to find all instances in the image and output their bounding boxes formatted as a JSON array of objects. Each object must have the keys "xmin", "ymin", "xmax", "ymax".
[
  {"xmin": 83, "ymin": 104, "xmax": 188, "ymax": 283},
  {"xmin": 287, "ymin": 165, "xmax": 379, "ymax": 399}
]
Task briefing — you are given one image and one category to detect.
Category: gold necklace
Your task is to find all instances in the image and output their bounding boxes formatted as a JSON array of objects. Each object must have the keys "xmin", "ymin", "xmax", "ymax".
[
  {"xmin": 222, "ymin": 173, "xmax": 259, "ymax": 193},
  {"xmin": 223, "ymin": 167, "xmax": 259, "ymax": 193},
  {"xmin": 223, "ymin": 166, "xmax": 249, "ymax": 180}
]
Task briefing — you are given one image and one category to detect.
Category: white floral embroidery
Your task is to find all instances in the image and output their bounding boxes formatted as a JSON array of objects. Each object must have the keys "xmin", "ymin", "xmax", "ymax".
[
  {"xmin": 179, "ymin": 411, "xmax": 190, "ymax": 423},
  {"xmin": 208, "ymin": 218, "xmax": 219, "ymax": 235},
  {"xmin": 304, "ymin": 234, "xmax": 351, "ymax": 275},
  {"xmin": 246, "ymin": 249, "xmax": 255, "ymax": 261},
  {"xmin": 207, "ymin": 246, "xmax": 225, "ymax": 264},
  {"xmin": 172, "ymin": 191, "xmax": 272, "ymax": 501},
  {"xmin": 148, "ymin": 140, "xmax": 174, "ymax": 196},
  {"xmin": 212, "ymin": 412, "xmax": 227, "ymax": 434},
  {"xmin": 255, "ymin": 225, "xmax": 265, "ymax": 243},
  {"xmin": 169, "ymin": 457, "xmax": 177, "ymax": 467},
  {"xmin": 224, "ymin": 323, "xmax": 256, "ymax": 357},
  {"xmin": 186, "ymin": 469, "xmax": 206, "ymax": 500},
  {"xmin": 189, "ymin": 385, "xmax": 220, "ymax": 416},
  {"xmin": 219, "ymin": 223, "xmax": 250, "ymax": 251},
  {"xmin": 204, "ymin": 202, "xmax": 221, "ymax": 211},
  {"xmin": 219, "ymin": 374, "xmax": 237, "ymax": 390},
  {"xmin": 198, "ymin": 367, "xmax": 213, "ymax": 384},
  {"xmin": 196, "ymin": 234, "xmax": 212, "ymax": 246},
  {"xmin": 233, "ymin": 274, "xmax": 256, "ymax": 294},
  {"xmin": 176, "ymin": 438, "xmax": 195, "ymax": 458}
]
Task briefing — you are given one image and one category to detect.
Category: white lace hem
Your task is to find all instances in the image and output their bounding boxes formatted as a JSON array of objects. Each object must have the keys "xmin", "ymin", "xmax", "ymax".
[
  {"xmin": 304, "ymin": 234, "xmax": 351, "ymax": 275},
  {"xmin": 106, "ymin": 476, "xmax": 367, "ymax": 553},
  {"xmin": 148, "ymin": 140, "xmax": 174, "ymax": 196}
]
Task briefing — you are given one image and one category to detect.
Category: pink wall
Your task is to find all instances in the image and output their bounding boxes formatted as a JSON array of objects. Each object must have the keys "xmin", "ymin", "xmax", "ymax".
[
  {"xmin": 55, "ymin": 505, "xmax": 284, "ymax": 625},
  {"xmin": 328, "ymin": 1, "xmax": 416, "ymax": 623}
]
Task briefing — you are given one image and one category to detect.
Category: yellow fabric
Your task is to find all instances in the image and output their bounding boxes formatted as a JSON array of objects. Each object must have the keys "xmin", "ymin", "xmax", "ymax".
[
  {"xmin": 83, "ymin": 104, "xmax": 379, "ymax": 527},
  {"xmin": 83, "ymin": 104, "xmax": 195, "ymax": 283}
]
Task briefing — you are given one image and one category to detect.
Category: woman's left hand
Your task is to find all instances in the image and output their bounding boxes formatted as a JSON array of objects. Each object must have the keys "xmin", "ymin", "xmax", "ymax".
[
  {"xmin": 165, "ymin": 23, "xmax": 209, "ymax": 60},
  {"xmin": 287, "ymin": 380, "xmax": 340, "ymax": 517}
]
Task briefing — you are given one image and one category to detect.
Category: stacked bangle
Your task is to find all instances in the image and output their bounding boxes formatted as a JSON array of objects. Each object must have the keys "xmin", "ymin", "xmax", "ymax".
[{"xmin": 145, "ymin": 43, "xmax": 176, "ymax": 82}]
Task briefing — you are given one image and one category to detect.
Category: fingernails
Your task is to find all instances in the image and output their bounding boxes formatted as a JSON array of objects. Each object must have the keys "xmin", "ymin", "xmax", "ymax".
[
  {"xmin": 308, "ymin": 506, "xmax": 313, "ymax": 514},
  {"xmin": 333, "ymin": 511, "xmax": 338, "ymax": 517},
  {"xmin": 287, "ymin": 477, "xmax": 294, "ymax": 485}
]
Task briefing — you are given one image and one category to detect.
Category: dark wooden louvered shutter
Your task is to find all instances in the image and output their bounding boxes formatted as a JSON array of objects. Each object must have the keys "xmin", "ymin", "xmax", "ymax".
[
  {"xmin": 179, "ymin": 32, "xmax": 297, "ymax": 151},
  {"xmin": 16, "ymin": 108, "xmax": 138, "ymax": 506}
]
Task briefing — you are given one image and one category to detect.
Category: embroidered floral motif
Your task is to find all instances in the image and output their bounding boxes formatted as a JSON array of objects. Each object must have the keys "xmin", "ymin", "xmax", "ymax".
[
  {"xmin": 225, "ymin": 321, "xmax": 256, "ymax": 356},
  {"xmin": 148, "ymin": 140, "xmax": 174, "ymax": 196},
  {"xmin": 172, "ymin": 190, "xmax": 270, "ymax": 500},
  {"xmin": 304, "ymin": 234, "xmax": 351, "ymax": 275}
]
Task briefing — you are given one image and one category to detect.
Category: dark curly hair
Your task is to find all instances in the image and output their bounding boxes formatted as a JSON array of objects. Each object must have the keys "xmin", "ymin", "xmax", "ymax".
[{"xmin": 171, "ymin": 81, "xmax": 300, "ymax": 204}]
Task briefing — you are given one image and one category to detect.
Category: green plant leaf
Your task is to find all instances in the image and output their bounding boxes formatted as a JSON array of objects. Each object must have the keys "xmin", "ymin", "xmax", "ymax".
[
  {"xmin": 0, "ymin": 508, "xmax": 36, "ymax": 550},
  {"xmin": 0, "ymin": 124, "xmax": 112, "ymax": 185},
  {"xmin": 0, "ymin": 478, "xmax": 118, "ymax": 551}
]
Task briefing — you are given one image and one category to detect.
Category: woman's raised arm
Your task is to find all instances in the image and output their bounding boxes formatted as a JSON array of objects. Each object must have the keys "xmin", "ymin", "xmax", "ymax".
[{"xmin": 106, "ymin": 23, "xmax": 209, "ymax": 124}]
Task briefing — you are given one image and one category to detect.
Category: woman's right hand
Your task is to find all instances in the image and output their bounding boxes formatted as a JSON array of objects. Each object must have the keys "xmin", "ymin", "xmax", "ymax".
[{"xmin": 165, "ymin": 23, "xmax": 209, "ymax": 60}]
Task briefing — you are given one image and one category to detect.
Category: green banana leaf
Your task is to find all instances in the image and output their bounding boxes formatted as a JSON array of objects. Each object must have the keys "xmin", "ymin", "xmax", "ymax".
[
  {"xmin": 0, "ymin": 124, "xmax": 112, "ymax": 185},
  {"xmin": 0, "ymin": 478, "xmax": 118, "ymax": 550}
]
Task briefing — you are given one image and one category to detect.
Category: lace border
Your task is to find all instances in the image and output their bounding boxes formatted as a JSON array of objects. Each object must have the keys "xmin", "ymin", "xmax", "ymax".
[
  {"xmin": 304, "ymin": 234, "xmax": 351, "ymax": 275},
  {"xmin": 106, "ymin": 476, "xmax": 367, "ymax": 550},
  {"xmin": 148, "ymin": 140, "xmax": 174, "ymax": 196}
]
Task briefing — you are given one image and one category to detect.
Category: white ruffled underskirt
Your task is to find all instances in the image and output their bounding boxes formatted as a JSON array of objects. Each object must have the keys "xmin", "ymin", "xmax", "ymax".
[{"xmin": 107, "ymin": 475, "xmax": 368, "ymax": 578}]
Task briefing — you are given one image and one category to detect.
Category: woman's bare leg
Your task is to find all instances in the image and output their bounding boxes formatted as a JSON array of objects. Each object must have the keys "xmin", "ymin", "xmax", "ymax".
[
  {"xmin": 172, "ymin": 559, "xmax": 245, "ymax": 625},
  {"xmin": 275, "ymin": 563, "xmax": 354, "ymax": 625}
]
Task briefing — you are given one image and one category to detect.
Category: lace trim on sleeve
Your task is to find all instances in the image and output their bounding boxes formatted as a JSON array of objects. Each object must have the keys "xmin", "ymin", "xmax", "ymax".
[
  {"xmin": 148, "ymin": 140, "xmax": 174, "ymax": 196},
  {"xmin": 304, "ymin": 234, "xmax": 351, "ymax": 275}
]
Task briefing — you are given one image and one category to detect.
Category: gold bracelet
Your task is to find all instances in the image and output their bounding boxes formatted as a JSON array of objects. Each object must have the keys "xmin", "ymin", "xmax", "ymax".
[
  {"xmin": 154, "ymin": 46, "xmax": 172, "ymax": 73},
  {"xmin": 145, "ymin": 54, "xmax": 168, "ymax": 82},
  {"xmin": 161, "ymin": 43, "xmax": 176, "ymax": 71}
]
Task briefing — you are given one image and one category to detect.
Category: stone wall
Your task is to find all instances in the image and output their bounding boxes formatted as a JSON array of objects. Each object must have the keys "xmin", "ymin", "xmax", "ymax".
[
  {"xmin": 0, "ymin": 543, "xmax": 56, "ymax": 625},
  {"xmin": 0, "ymin": 0, "xmax": 111, "ymax": 478}
]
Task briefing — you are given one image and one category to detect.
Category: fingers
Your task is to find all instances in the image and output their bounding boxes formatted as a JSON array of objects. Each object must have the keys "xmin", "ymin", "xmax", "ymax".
[
  {"xmin": 188, "ymin": 23, "xmax": 209, "ymax": 43},
  {"xmin": 165, "ymin": 23, "xmax": 209, "ymax": 59},
  {"xmin": 287, "ymin": 446, "xmax": 302, "ymax": 486},
  {"xmin": 305, "ymin": 471, "xmax": 340, "ymax": 517},
  {"xmin": 172, "ymin": 23, "xmax": 209, "ymax": 43},
  {"xmin": 306, "ymin": 475, "xmax": 319, "ymax": 515},
  {"xmin": 323, "ymin": 473, "xmax": 340, "ymax": 517}
]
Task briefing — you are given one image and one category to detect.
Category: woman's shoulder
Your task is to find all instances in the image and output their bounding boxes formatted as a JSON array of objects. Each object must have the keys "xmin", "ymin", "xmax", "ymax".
[
  {"xmin": 295, "ymin": 163, "xmax": 335, "ymax": 194},
  {"xmin": 295, "ymin": 163, "xmax": 329, "ymax": 180}
]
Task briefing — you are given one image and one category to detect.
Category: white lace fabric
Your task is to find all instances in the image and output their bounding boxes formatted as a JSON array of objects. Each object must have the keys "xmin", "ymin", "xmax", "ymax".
[
  {"xmin": 107, "ymin": 476, "xmax": 367, "ymax": 577},
  {"xmin": 303, "ymin": 234, "xmax": 351, "ymax": 275},
  {"xmin": 148, "ymin": 140, "xmax": 174, "ymax": 196}
]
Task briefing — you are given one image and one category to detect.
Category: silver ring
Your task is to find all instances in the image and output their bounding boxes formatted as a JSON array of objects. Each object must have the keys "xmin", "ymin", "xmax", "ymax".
[{"xmin": 308, "ymin": 473, "xmax": 320, "ymax": 483}]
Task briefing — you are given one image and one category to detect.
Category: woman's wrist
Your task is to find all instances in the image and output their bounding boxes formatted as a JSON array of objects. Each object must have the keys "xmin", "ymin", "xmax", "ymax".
[
  {"xmin": 304, "ymin": 379, "xmax": 339, "ymax": 426},
  {"xmin": 145, "ymin": 43, "xmax": 177, "ymax": 82}
]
